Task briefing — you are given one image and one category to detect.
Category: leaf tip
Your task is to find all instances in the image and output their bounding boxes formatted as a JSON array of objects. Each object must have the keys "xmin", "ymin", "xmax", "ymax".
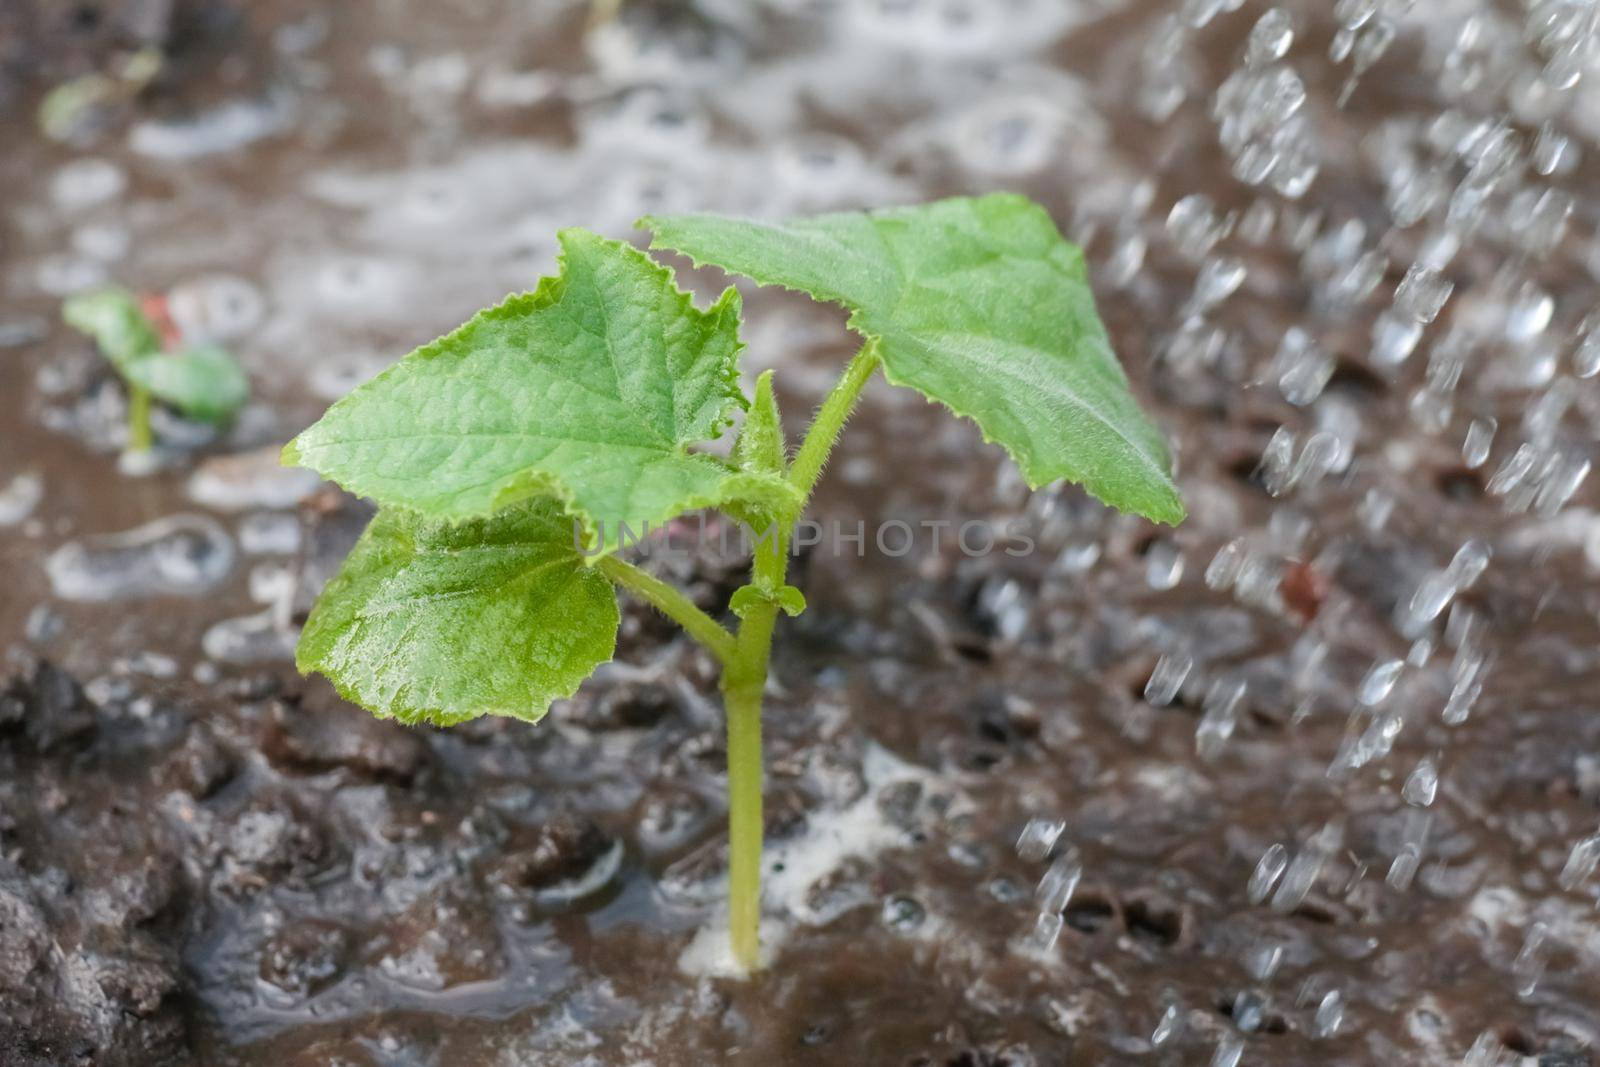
[{"xmin": 1147, "ymin": 488, "xmax": 1188, "ymax": 527}]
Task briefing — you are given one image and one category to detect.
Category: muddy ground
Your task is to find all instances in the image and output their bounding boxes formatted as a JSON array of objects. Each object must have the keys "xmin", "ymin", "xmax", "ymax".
[{"xmin": 3, "ymin": 1, "xmax": 1600, "ymax": 1064}]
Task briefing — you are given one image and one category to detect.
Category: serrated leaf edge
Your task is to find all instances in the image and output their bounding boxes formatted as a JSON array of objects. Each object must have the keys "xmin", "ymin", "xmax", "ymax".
[
  {"xmin": 639, "ymin": 200, "xmax": 1186, "ymax": 526},
  {"xmin": 294, "ymin": 504, "xmax": 621, "ymax": 726},
  {"xmin": 282, "ymin": 228, "xmax": 754, "ymax": 538}
]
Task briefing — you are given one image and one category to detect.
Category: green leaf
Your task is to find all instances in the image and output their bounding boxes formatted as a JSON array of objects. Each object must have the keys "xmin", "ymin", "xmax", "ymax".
[
  {"xmin": 730, "ymin": 583, "xmax": 806, "ymax": 619},
  {"xmin": 62, "ymin": 288, "xmax": 162, "ymax": 372},
  {"xmin": 296, "ymin": 498, "xmax": 618, "ymax": 725},
  {"xmin": 124, "ymin": 344, "xmax": 250, "ymax": 423},
  {"xmin": 731, "ymin": 370, "xmax": 785, "ymax": 476},
  {"xmin": 63, "ymin": 289, "xmax": 249, "ymax": 423},
  {"xmin": 641, "ymin": 194, "xmax": 1185, "ymax": 526},
  {"xmin": 283, "ymin": 229, "xmax": 752, "ymax": 538},
  {"xmin": 723, "ymin": 369, "xmax": 796, "ymax": 532}
]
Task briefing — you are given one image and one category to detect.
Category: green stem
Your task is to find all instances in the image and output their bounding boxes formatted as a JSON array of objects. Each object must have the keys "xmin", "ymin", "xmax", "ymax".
[
  {"xmin": 716, "ymin": 346, "xmax": 880, "ymax": 971},
  {"xmin": 604, "ymin": 343, "xmax": 883, "ymax": 973},
  {"xmin": 126, "ymin": 382, "xmax": 153, "ymax": 453},
  {"xmin": 787, "ymin": 341, "xmax": 881, "ymax": 500},
  {"xmin": 721, "ymin": 637, "xmax": 769, "ymax": 971},
  {"xmin": 720, "ymin": 520, "xmax": 785, "ymax": 971},
  {"xmin": 597, "ymin": 555, "xmax": 738, "ymax": 664}
]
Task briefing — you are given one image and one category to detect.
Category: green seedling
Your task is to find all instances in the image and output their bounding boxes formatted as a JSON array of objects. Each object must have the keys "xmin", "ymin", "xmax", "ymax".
[
  {"xmin": 63, "ymin": 288, "xmax": 250, "ymax": 455},
  {"xmin": 284, "ymin": 194, "xmax": 1183, "ymax": 971}
]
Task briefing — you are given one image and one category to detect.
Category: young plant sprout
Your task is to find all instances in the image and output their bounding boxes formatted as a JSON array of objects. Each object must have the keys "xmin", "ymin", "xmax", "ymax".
[
  {"xmin": 283, "ymin": 194, "xmax": 1184, "ymax": 972},
  {"xmin": 62, "ymin": 287, "xmax": 249, "ymax": 456}
]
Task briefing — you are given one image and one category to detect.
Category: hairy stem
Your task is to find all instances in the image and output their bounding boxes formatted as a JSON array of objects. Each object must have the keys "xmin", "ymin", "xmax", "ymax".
[
  {"xmin": 610, "ymin": 344, "xmax": 882, "ymax": 973},
  {"xmin": 126, "ymin": 382, "xmax": 153, "ymax": 453},
  {"xmin": 720, "ymin": 343, "xmax": 879, "ymax": 970},
  {"xmin": 597, "ymin": 555, "xmax": 738, "ymax": 664},
  {"xmin": 787, "ymin": 340, "xmax": 881, "ymax": 500},
  {"xmin": 721, "ymin": 519, "xmax": 787, "ymax": 971},
  {"xmin": 721, "ymin": 640, "xmax": 769, "ymax": 971}
]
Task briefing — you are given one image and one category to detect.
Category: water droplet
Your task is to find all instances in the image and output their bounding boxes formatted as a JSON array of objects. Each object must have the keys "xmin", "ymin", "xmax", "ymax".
[
  {"xmin": 1018, "ymin": 909, "xmax": 1064, "ymax": 953},
  {"xmin": 1261, "ymin": 427, "xmax": 1297, "ymax": 496},
  {"xmin": 0, "ymin": 472, "xmax": 43, "ymax": 527},
  {"xmin": 1371, "ymin": 312, "xmax": 1423, "ymax": 368},
  {"xmin": 1358, "ymin": 659, "xmax": 1404, "ymax": 705},
  {"xmin": 1016, "ymin": 818, "xmax": 1065, "ymax": 863},
  {"xmin": 1462, "ymin": 417, "xmax": 1496, "ymax": 468},
  {"xmin": 1104, "ymin": 229, "xmax": 1147, "ymax": 289},
  {"xmin": 1145, "ymin": 652, "xmax": 1194, "ymax": 707},
  {"xmin": 1487, "ymin": 443, "xmax": 1539, "ymax": 496},
  {"xmin": 1232, "ymin": 990, "xmax": 1267, "ymax": 1032},
  {"xmin": 1272, "ymin": 823, "xmax": 1341, "ymax": 912},
  {"xmin": 1196, "ymin": 676, "xmax": 1247, "ymax": 760},
  {"xmin": 1512, "ymin": 921, "xmax": 1550, "ymax": 997},
  {"xmin": 1464, "ymin": 1031, "xmax": 1503, "ymax": 1067},
  {"xmin": 1145, "ymin": 540, "xmax": 1186, "ymax": 590},
  {"xmin": 1394, "ymin": 264, "xmax": 1454, "ymax": 323},
  {"xmin": 1168, "ymin": 195, "xmax": 1232, "ymax": 260},
  {"xmin": 1573, "ymin": 321, "xmax": 1600, "ymax": 377},
  {"xmin": 1152, "ymin": 1001, "xmax": 1183, "ymax": 1046},
  {"xmin": 1312, "ymin": 988, "xmax": 1345, "ymax": 1037},
  {"xmin": 1534, "ymin": 453, "xmax": 1590, "ymax": 518},
  {"xmin": 1351, "ymin": 16, "xmax": 1397, "ymax": 75},
  {"xmin": 1210, "ymin": 1034, "xmax": 1244, "ymax": 1067},
  {"xmin": 881, "ymin": 895, "xmax": 926, "ymax": 934},
  {"xmin": 1506, "ymin": 282, "xmax": 1555, "ymax": 343},
  {"xmin": 1181, "ymin": 0, "xmax": 1226, "ymax": 30},
  {"xmin": 1035, "ymin": 850, "xmax": 1082, "ymax": 914},
  {"xmin": 1443, "ymin": 654, "xmax": 1487, "ymax": 726},
  {"xmin": 1403, "ymin": 758, "xmax": 1439, "ymax": 806},
  {"xmin": 1334, "ymin": 0, "xmax": 1377, "ymax": 30},
  {"xmin": 1445, "ymin": 540, "xmax": 1490, "ymax": 588},
  {"xmin": 1534, "ymin": 121, "xmax": 1578, "ymax": 175},
  {"xmin": 1558, "ymin": 833, "xmax": 1600, "ymax": 891},
  {"xmin": 1246, "ymin": 9, "xmax": 1294, "ymax": 68},
  {"xmin": 1245, "ymin": 939, "xmax": 1283, "ymax": 980},
  {"xmin": 1206, "ymin": 539, "xmax": 1247, "ymax": 591},
  {"xmin": 1275, "ymin": 326, "xmax": 1333, "ymax": 405},
  {"xmin": 1187, "ymin": 256, "xmax": 1247, "ymax": 315}
]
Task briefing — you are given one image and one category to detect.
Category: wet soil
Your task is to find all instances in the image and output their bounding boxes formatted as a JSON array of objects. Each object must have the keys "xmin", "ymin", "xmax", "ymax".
[{"xmin": 3, "ymin": 1, "xmax": 1600, "ymax": 1064}]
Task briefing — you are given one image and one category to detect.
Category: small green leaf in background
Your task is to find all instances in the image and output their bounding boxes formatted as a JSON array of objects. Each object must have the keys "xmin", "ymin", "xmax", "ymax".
[
  {"xmin": 124, "ymin": 344, "xmax": 250, "ymax": 423},
  {"xmin": 62, "ymin": 288, "xmax": 162, "ymax": 372},
  {"xmin": 283, "ymin": 229, "xmax": 756, "ymax": 538},
  {"xmin": 297, "ymin": 498, "xmax": 619, "ymax": 725},
  {"xmin": 642, "ymin": 194, "xmax": 1185, "ymax": 526},
  {"xmin": 63, "ymin": 287, "xmax": 250, "ymax": 423}
]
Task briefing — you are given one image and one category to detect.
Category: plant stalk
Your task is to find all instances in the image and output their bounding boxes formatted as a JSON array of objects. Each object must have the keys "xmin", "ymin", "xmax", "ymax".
[
  {"xmin": 788, "ymin": 340, "xmax": 881, "ymax": 499},
  {"xmin": 126, "ymin": 382, "xmax": 153, "ymax": 453},
  {"xmin": 720, "ymin": 520, "xmax": 787, "ymax": 970},
  {"xmin": 716, "ymin": 344, "xmax": 881, "ymax": 970},
  {"xmin": 597, "ymin": 555, "xmax": 738, "ymax": 663},
  {"xmin": 604, "ymin": 343, "xmax": 883, "ymax": 973},
  {"xmin": 721, "ymin": 646, "xmax": 769, "ymax": 970}
]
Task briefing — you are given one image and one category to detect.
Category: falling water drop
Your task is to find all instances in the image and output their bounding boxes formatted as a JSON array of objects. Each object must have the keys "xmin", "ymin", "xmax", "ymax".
[
  {"xmin": 1248, "ymin": 843, "xmax": 1289, "ymax": 904},
  {"xmin": 1403, "ymin": 758, "xmax": 1439, "ymax": 806}
]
